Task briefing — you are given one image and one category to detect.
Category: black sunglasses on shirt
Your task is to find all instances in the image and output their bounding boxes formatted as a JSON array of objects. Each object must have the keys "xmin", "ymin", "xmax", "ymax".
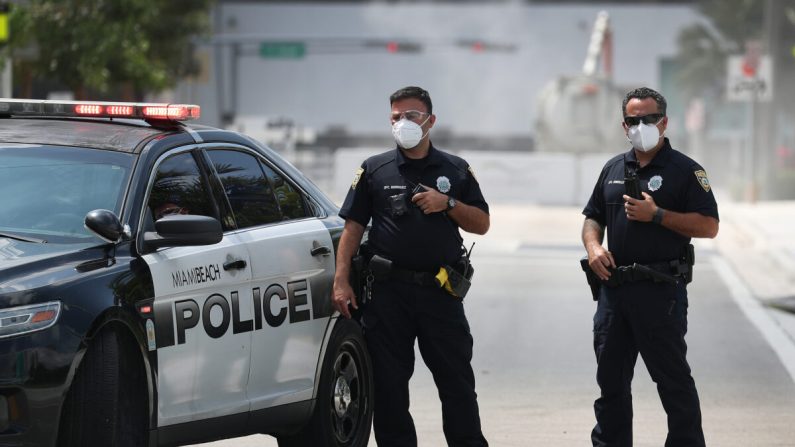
[{"xmin": 623, "ymin": 113, "xmax": 664, "ymax": 126}]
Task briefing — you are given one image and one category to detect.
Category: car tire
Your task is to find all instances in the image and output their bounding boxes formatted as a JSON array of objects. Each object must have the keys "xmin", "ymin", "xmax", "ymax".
[
  {"xmin": 278, "ymin": 318, "xmax": 373, "ymax": 447},
  {"xmin": 57, "ymin": 329, "xmax": 148, "ymax": 447}
]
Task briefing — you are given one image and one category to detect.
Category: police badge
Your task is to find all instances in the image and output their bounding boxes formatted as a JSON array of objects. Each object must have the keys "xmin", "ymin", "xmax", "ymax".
[
  {"xmin": 436, "ymin": 175, "xmax": 451, "ymax": 193},
  {"xmin": 351, "ymin": 167, "xmax": 363, "ymax": 190},
  {"xmin": 694, "ymin": 170, "xmax": 711, "ymax": 192},
  {"xmin": 648, "ymin": 175, "xmax": 663, "ymax": 192}
]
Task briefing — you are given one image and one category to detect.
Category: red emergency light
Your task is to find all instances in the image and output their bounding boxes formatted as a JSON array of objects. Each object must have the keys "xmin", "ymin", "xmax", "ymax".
[{"xmin": 0, "ymin": 99, "xmax": 201, "ymax": 123}]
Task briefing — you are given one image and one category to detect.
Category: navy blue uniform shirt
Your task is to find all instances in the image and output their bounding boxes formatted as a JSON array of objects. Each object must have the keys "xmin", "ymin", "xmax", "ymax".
[
  {"xmin": 340, "ymin": 144, "xmax": 489, "ymax": 271},
  {"xmin": 582, "ymin": 138, "xmax": 719, "ymax": 266}
]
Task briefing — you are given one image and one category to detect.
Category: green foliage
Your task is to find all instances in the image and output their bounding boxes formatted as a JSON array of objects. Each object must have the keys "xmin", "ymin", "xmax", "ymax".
[{"xmin": 9, "ymin": 0, "xmax": 212, "ymax": 96}]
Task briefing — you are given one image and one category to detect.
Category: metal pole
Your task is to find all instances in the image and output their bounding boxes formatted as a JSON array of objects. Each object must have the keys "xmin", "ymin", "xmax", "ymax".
[
  {"xmin": 749, "ymin": 85, "xmax": 759, "ymax": 203},
  {"xmin": 760, "ymin": 0, "xmax": 779, "ymax": 199},
  {"xmin": 230, "ymin": 42, "xmax": 240, "ymax": 129},
  {"xmin": 213, "ymin": 3, "xmax": 227, "ymax": 127},
  {"xmin": 1, "ymin": 51, "xmax": 10, "ymax": 98}
]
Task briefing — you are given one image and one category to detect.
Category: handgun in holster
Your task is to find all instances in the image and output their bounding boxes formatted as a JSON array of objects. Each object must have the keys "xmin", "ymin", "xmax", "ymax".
[
  {"xmin": 580, "ymin": 256, "xmax": 601, "ymax": 301},
  {"xmin": 368, "ymin": 254, "xmax": 392, "ymax": 281},
  {"xmin": 678, "ymin": 243, "xmax": 695, "ymax": 284},
  {"xmin": 349, "ymin": 243, "xmax": 375, "ymax": 322}
]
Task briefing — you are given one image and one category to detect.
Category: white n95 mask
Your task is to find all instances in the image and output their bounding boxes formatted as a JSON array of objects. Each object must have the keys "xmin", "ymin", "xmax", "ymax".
[
  {"xmin": 627, "ymin": 122, "xmax": 663, "ymax": 152},
  {"xmin": 392, "ymin": 117, "xmax": 429, "ymax": 149}
]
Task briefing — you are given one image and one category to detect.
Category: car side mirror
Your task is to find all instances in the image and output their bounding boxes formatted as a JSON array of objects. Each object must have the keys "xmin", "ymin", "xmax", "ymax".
[
  {"xmin": 84, "ymin": 209, "xmax": 124, "ymax": 243},
  {"xmin": 143, "ymin": 215, "xmax": 223, "ymax": 251}
]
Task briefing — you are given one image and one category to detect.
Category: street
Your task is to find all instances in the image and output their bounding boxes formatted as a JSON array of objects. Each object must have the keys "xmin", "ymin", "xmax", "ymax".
[{"xmin": 195, "ymin": 205, "xmax": 795, "ymax": 446}]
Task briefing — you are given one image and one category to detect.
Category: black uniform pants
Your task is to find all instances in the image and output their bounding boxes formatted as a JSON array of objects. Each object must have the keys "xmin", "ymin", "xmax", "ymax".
[
  {"xmin": 362, "ymin": 278, "xmax": 488, "ymax": 447},
  {"xmin": 591, "ymin": 281, "xmax": 705, "ymax": 447}
]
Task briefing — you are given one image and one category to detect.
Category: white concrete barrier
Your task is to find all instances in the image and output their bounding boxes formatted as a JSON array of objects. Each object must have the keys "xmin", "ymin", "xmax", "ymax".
[
  {"xmin": 332, "ymin": 148, "xmax": 617, "ymax": 206},
  {"xmin": 460, "ymin": 151, "xmax": 577, "ymax": 205},
  {"xmin": 576, "ymin": 153, "xmax": 613, "ymax": 207}
]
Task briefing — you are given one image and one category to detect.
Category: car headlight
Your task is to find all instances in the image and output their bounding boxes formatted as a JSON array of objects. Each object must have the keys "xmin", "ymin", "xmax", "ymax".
[{"xmin": 0, "ymin": 301, "xmax": 61, "ymax": 338}]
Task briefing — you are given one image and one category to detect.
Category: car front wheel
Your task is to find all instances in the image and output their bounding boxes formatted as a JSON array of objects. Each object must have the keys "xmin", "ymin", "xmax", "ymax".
[{"xmin": 57, "ymin": 329, "xmax": 148, "ymax": 447}]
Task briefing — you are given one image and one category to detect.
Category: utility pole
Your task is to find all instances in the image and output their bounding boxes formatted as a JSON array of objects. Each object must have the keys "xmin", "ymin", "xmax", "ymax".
[{"xmin": 760, "ymin": 0, "xmax": 779, "ymax": 199}]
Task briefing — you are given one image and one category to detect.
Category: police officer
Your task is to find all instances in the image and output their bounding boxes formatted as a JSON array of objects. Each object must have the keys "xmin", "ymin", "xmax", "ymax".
[
  {"xmin": 332, "ymin": 86, "xmax": 490, "ymax": 447},
  {"xmin": 582, "ymin": 87, "xmax": 719, "ymax": 447}
]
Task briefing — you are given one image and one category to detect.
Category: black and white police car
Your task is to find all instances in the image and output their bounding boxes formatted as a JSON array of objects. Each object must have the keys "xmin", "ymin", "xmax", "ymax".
[{"xmin": 0, "ymin": 99, "xmax": 373, "ymax": 446}]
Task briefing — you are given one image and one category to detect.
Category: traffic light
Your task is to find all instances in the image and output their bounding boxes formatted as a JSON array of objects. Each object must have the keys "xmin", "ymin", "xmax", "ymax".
[
  {"xmin": 455, "ymin": 39, "xmax": 517, "ymax": 53},
  {"xmin": 364, "ymin": 40, "xmax": 422, "ymax": 54}
]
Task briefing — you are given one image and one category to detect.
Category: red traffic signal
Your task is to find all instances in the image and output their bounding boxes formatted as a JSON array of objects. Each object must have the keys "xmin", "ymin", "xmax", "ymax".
[
  {"xmin": 363, "ymin": 40, "xmax": 422, "ymax": 53},
  {"xmin": 385, "ymin": 41, "xmax": 422, "ymax": 53},
  {"xmin": 456, "ymin": 39, "xmax": 517, "ymax": 53}
]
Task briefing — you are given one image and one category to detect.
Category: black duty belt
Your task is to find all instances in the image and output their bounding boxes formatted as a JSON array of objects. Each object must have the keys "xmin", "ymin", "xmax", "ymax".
[
  {"xmin": 604, "ymin": 259, "xmax": 692, "ymax": 288},
  {"xmin": 387, "ymin": 266, "xmax": 439, "ymax": 287},
  {"xmin": 368, "ymin": 254, "xmax": 439, "ymax": 287}
]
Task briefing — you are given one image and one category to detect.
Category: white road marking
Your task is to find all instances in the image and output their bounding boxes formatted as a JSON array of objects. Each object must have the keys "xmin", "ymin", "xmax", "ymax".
[{"xmin": 712, "ymin": 256, "xmax": 795, "ymax": 384}]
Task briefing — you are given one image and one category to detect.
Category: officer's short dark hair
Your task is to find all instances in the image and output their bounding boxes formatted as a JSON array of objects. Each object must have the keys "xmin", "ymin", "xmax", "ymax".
[
  {"xmin": 622, "ymin": 87, "xmax": 667, "ymax": 116},
  {"xmin": 390, "ymin": 86, "xmax": 433, "ymax": 114}
]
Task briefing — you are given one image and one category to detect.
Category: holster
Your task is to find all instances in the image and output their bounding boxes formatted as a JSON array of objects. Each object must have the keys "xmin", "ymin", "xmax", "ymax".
[
  {"xmin": 580, "ymin": 256, "xmax": 601, "ymax": 301},
  {"xmin": 368, "ymin": 254, "xmax": 393, "ymax": 281},
  {"xmin": 349, "ymin": 254, "xmax": 366, "ymax": 301},
  {"xmin": 440, "ymin": 264, "xmax": 472, "ymax": 298},
  {"xmin": 349, "ymin": 243, "xmax": 374, "ymax": 320}
]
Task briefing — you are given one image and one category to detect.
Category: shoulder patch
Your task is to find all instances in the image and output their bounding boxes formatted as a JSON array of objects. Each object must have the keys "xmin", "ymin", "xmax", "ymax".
[
  {"xmin": 351, "ymin": 167, "xmax": 364, "ymax": 190},
  {"xmin": 694, "ymin": 170, "xmax": 710, "ymax": 192},
  {"xmin": 467, "ymin": 165, "xmax": 478, "ymax": 182}
]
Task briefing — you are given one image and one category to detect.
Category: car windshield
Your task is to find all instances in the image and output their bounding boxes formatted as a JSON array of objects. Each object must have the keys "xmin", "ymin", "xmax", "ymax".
[{"xmin": 0, "ymin": 144, "xmax": 133, "ymax": 244}]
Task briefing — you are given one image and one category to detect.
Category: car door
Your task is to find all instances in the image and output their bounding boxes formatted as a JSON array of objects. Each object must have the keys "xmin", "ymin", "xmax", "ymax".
[
  {"xmin": 203, "ymin": 147, "xmax": 334, "ymax": 410},
  {"xmin": 141, "ymin": 149, "xmax": 254, "ymax": 427}
]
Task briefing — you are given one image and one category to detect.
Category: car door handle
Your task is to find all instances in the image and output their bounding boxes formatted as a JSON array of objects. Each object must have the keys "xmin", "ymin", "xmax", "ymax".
[
  {"xmin": 223, "ymin": 259, "xmax": 247, "ymax": 271},
  {"xmin": 310, "ymin": 244, "xmax": 331, "ymax": 257}
]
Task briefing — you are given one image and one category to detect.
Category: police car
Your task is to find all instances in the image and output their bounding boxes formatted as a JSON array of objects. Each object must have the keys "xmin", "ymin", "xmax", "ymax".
[{"xmin": 0, "ymin": 100, "xmax": 373, "ymax": 446}]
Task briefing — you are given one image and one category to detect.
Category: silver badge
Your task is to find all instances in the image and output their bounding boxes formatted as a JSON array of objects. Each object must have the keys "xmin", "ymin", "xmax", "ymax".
[
  {"xmin": 436, "ymin": 176, "xmax": 451, "ymax": 193},
  {"xmin": 648, "ymin": 175, "xmax": 663, "ymax": 192}
]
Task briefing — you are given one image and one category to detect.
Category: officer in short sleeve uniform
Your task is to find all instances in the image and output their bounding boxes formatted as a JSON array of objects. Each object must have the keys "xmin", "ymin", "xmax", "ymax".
[
  {"xmin": 333, "ymin": 86, "xmax": 490, "ymax": 447},
  {"xmin": 582, "ymin": 87, "xmax": 719, "ymax": 447}
]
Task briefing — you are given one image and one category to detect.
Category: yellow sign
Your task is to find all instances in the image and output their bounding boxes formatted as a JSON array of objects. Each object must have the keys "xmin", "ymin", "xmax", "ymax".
[{"xmin": 0, "ymin": 13, "xmax": 7, "ymax": 43}]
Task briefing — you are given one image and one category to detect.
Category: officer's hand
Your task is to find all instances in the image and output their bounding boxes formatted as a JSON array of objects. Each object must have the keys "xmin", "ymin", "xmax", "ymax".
[
  {"xmin": 623, "ymin": 192, "xmax": 656, "ymax": 222},
  {"xmin": 411, "ymin": 184, "xmax": 447, "ymax": 214},
  {"xmin": 332, "ymin": 278, "xmax": 357, "ymax": 319},
  {"xmin": 588, "ymin": 245, "xmax": 616, "ymax": 281}
]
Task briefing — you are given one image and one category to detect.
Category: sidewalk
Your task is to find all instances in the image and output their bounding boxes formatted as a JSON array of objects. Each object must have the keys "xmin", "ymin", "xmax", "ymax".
[{"xmin": 715, "ymin": 201, "xmax": 795, "ymax": 306}]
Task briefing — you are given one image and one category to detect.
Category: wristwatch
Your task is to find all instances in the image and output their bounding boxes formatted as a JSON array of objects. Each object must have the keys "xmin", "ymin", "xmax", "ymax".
[
  {"xmin": 652, "ymin": 207, "xmax": 665, "ymax": 225},
  {"xmin": 446, "ymin": 196, "xmax": 456, "ymax": 211}
]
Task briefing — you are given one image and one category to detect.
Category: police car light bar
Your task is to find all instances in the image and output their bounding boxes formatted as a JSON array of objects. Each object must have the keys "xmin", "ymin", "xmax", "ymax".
[{"xmin": 0, "ymin": 99, "xmax": 200, "ymax": 122}]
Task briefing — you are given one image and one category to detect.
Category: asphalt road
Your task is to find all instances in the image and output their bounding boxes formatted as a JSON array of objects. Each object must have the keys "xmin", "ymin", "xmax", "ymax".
[{"xmin": 193, "ymin": 206, "xmax": 795, "ymax": 446}]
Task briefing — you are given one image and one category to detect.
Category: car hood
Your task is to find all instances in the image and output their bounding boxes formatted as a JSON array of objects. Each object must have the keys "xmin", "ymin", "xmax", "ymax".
[{"xmin": 0, "ymin": 238, "xmax": 107, "ymax": 294}]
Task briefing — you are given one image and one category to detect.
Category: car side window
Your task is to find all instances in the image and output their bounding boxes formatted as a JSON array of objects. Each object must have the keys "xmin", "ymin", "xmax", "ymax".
[
  {"xmin": 259, "ymin": 162, "xmax": 309, "ymax": 220},
  {"xmin": 206, "ymin": 149, "xmax": 282, "ymax": 228},
  {"xmin": 148, "ymin": 152, "xmax": 216, "ymax": 221}
]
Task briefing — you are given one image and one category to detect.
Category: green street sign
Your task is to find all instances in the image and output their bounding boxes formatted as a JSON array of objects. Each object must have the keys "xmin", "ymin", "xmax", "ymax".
[{"xmin": 259, "ymin": 42, "xmax": 306, "ymax": 59}]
